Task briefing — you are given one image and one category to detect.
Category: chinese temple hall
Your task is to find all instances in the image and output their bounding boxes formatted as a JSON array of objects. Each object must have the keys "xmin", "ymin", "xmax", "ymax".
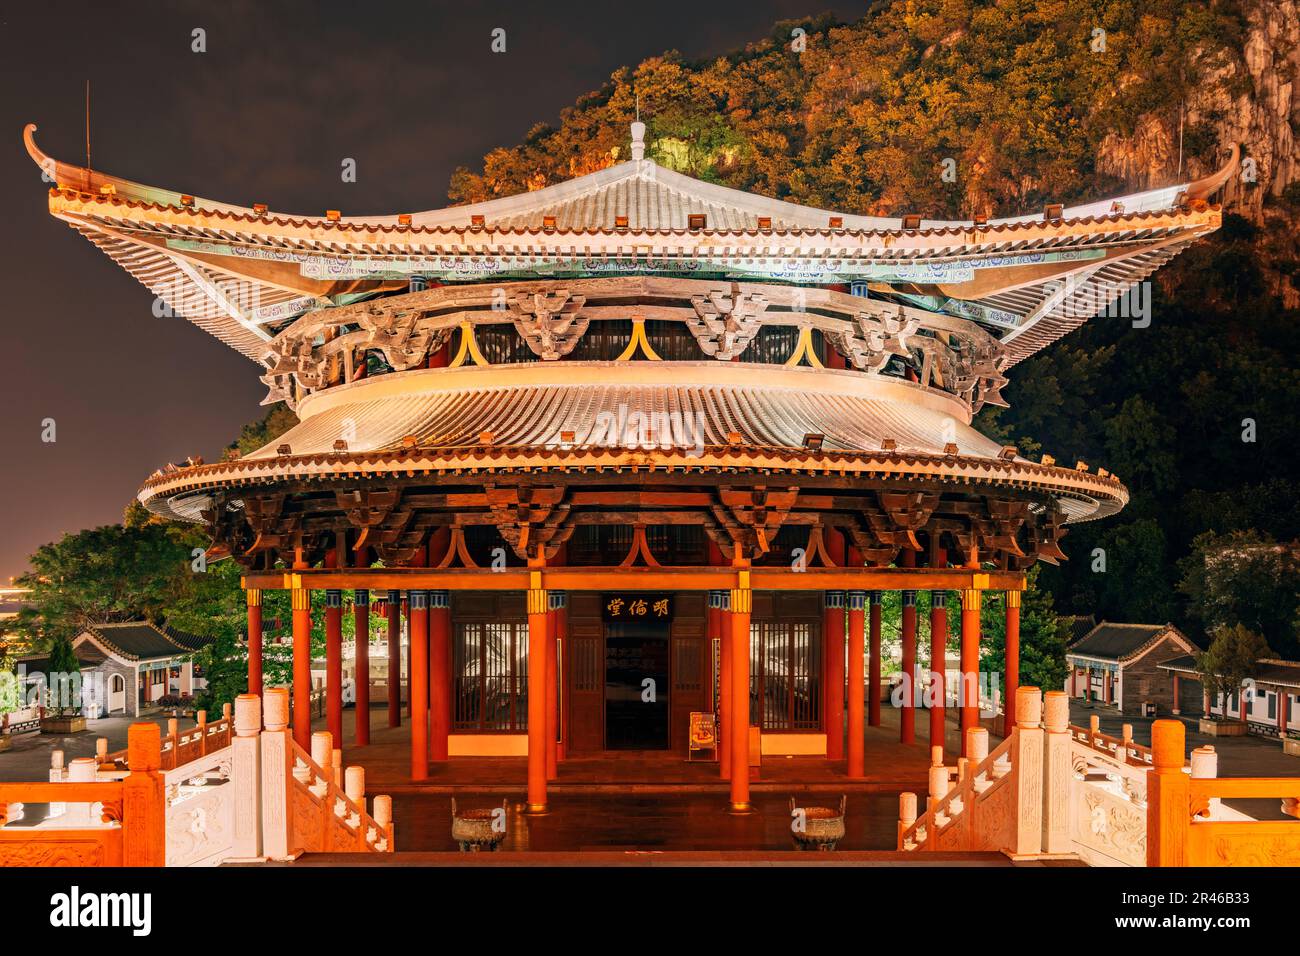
[{"xmin": 27, "ymin": 121, "xmax": 1230, "ymax": 816}]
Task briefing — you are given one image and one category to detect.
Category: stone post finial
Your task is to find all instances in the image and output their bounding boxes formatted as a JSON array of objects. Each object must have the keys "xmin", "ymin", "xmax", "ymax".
[
  {"xmin": 928, "ymin": 762, "xmax": 949, "ymax": 806},
  {"xmin": 263, "ymin": 687, "xmax": 289, "ymax": 731},
  {"xmin": 311, "ymin": 731, "xmax": 333, "ymax": 769},
  {"xmin": 51, "ymin": 749, "xmax": 64, "ymax": 771},
  {"xmin": 1016, "ymin": 686, "xmax": 1042, "ymax": 728},
  {"xmin": 1122, "ymin": 723, "xmax": 1133, "ymax": 743},
  {"xmin": 234, "ymin": 693, "xmax": 261, "ymax": 737},
  {"xmin": 373, "ymin": 794, "xmax": 392, "ymax": 828},
  {"xmin": 966, "ymin": 727, "xmax": 989, "ymax": 766},
  {"xmin": 1151, "ymin": 719, "xmax": 1185, "ymax": 771},
  {"xmin": 222, "ymin": 702, "xmax": 232, "ymax": 721},
  {"xmin": 1089, "ymin": 714, "xmax": 1100, "ymax": 735},
  {"xmin": 1043, "ymin": 690, "xmax": 1069, "ymax": 733},
  {"xmin": 899, "ymin": 791, "xmax": 917, "ymax": 827},
  {"xmin": 345, "ymin": 766, "xmax": 365, "ymax": 805},
  {"xmin": 96, "ymin": 738, "xmax": 108, "ymax": 761}
]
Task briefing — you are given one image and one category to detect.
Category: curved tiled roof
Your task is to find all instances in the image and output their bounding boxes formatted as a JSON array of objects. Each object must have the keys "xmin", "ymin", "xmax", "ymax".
[
  {"xmin": 78, "ymin": 622, "xmax": 212, "ymax": 661},
  {"xmin": 1067, "ymin": 622, "xmax": 1191, "ymax": 662},
  {"xmin": 139, "ymin": 363, "xmax": 1128, "ymax": 523}
]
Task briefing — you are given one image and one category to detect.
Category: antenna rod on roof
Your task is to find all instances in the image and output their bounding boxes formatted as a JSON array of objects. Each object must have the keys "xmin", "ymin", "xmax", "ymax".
[{"xmin": 84, "ymin": 79, "xmax": 91, "ymax": 190}]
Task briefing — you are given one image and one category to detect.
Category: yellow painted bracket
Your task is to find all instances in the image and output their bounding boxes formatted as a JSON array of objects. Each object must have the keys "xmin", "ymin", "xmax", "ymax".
[
  {"xmin": 615, "ymin": 318, "xmax": 663, "ymax": 361},
  {"xmin": 449, "ymin": 321, "xmax": 490, "ymax": 368},
  {"xmin": 783, "ymin": 326, "xmax": 825, "ymax": 368}
]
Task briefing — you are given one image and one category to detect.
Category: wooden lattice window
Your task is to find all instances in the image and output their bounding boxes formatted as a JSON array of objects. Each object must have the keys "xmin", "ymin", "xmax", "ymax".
[
  {"xmin": 749, "ymin": 621, "xmax": 820, "ymax": 731},
  {"xmin": 453, "ymin": 621, "xmax": 529, "ymax": 732}
]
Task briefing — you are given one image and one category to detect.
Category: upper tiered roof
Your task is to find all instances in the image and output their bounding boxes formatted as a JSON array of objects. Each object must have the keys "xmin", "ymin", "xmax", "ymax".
[{"xmin": 26, "ymin": 123, "xmax": 1230, "ymax": 364}]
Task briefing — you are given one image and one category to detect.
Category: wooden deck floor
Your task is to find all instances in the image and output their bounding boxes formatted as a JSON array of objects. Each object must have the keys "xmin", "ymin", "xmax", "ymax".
[{"xmin": 317, "ymin": 704, "xmax": 983, "ymax": 853}]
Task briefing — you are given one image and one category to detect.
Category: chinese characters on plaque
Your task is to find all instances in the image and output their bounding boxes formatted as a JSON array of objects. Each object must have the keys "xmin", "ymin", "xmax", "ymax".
[{"xmin": 601, "ymin": 593, "xmax": 673, "ymax": 621}]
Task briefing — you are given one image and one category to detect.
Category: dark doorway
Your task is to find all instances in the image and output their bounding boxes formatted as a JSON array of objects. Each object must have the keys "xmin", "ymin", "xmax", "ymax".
[{"xmin": 605, "ymin": 619, "xmax": 671, "ymax": 749}]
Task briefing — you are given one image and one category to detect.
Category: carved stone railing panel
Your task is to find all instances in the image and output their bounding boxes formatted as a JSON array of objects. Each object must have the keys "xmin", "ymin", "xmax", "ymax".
[
  {"xmin": 1071, "ymin": 777, "xmax": 1146, "ymax": 867},
  {"xmin": 165, "ymin": 778, "xmax": 234, "ymax": 867}
]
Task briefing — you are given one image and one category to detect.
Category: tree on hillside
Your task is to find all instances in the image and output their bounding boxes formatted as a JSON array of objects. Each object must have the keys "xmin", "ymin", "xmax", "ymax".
[
  {"xmin": 1178, "ymin": 531, "xmax": 1300, "ymax": 659},
  {"xmin": 1196, "ymin": 624, "xmax": 1272, "ymax": 723}
]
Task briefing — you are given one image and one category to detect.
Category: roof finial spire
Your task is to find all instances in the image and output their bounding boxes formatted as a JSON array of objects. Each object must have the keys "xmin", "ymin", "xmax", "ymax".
[{"xmin": 630, "ymin": 97, "xmax": 646, "ymax": 163}]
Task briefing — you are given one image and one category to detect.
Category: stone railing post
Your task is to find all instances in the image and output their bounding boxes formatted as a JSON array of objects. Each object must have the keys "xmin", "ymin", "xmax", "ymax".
[
  {"xmin": 1007, "ymin": 686, "xmax": 1044, "ymax": 858},
  {"xmin": 927, "ymin": 746, "xmax": 949, "ymax": 813},
  {"xmin": 1190, "ymin": 745, "xmax": 1219, "ymax": 818},
  {"xmin": 373, "ymin": 794, "xmax": 393, "ymax": 851},
  {"xmin": 1041, "ymin": 690, "xmax": 1071, "ymax": 854},
  {"xmin": 122, "ymin": 722, "xmax": 165, "ymax": 866},
  {"xmin": 311, "ymin": 731, "xmax": 332, "ymax": 771},
  {"xmin": 95, "ymin": 738, "xmax": 108, "ymax": 768},
  {"xmin": 1088, "ymin": 714, "xmax": 1100, "ymax": 740},
  {"xmin": 48, "ymin": 750, "xmax": 65, "ymax": 818},
  {"xmin": 65, "ymin": 758, "xmax": 98, "ymax": 827},
  {"xmin": 1146, "ymin": 719, "xmax": 1189, "ymax": 867},
  {"xmin": 260, "ymin": 688, "xmax": 297, "ymax": 861},
  {"xmin": 898, "ymin": 792, "xmax": 917, "ymax": 849},
  {"xmin": 231, "ymin": 693, "xmax": 262, "ymax": 860}
]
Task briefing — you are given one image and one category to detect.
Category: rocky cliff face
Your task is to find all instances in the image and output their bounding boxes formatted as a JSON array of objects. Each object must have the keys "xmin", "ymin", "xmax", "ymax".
[{"xmin": 1098, "ymin": 0, "xmax": 1299, "ymax": 304}]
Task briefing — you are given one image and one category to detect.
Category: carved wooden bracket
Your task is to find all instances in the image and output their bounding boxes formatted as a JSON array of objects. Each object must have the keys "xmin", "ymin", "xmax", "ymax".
[
  {"xmin": 710, "ymin": 485, "xmax": 798, "ymax": 556},
  {"xmin": 686, "ymin": 289, "xmax": 768, "ymax": 359},
  {"xmin": 508, "ymin": 290, "xmax": 588, "ymax": 360},
  {"xmin": 485, "ymin": 483, "xmax": 573, "ymax": 560}
]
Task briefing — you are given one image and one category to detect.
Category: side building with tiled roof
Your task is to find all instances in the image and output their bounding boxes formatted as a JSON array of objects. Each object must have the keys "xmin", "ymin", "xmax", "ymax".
[
  {"xmin": 1159, "ymin": 654, "xmax": 1300, "ymax": 745},
  {"xmin": 15, "ymin": 622, "xmax": 213, "ymax": 719},
  {"xmin": 1065, "ymin": 622, "xmax": 1198, "ymax": 717}
]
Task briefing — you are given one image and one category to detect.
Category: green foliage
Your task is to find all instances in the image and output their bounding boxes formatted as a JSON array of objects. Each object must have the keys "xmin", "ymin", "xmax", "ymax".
[
  {"xmin": 1195, "ymin": 623, "xmax": 1271, "ymax": 719},
  {"xmin": 13, "ymin": 522, "xmax": 201, "ymax": 648},
  {"xmin": 222, "ymin": 403, "xmax": 298, "ymax": 461},
  {"xmin": 46, "ymin": 635, "xmax": 82, "ymax": 717},
  {"xmin": 979, "ymin": 566, "xmax": 1070, "ymax": 695},
  {"xmin": 1178, "ymin": 531, "xmax": 1300, "ymax": 659}
]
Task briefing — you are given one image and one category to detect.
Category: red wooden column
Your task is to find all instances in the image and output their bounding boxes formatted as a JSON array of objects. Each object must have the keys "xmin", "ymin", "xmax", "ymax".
[
  {"xmin": 1004, "ymin": 589, "xmax": 1021, "ymax": 731},
  {"xmin": 1171, "ymin": 673, "xmax": 1182, "ymax": 716},
  {"xmin": 325, "ymin": 589, "xmax": 344, "ymax": 744},
  {"xmin": 713, "ymin": 589, "xmax": 732, "ymax": 779},
  {"xmin": 246, "ymin": 587, "xmax": 263, "ymax": 698},
  {"xmin": 929, "ymin": 591, "xmax": 948, "ymax": 757},
  {"xmin": 546, "ymin": 590, "xmax": 566, "ymax": 778},
  {"xmin": 429, "ymin": 590, "xmax": 451, "ymax": 762},
  {"xmin": 291, "ymin": 585, "xmax": 312, "ymax": 750},
  {"xmin": 822, "ymin": 590, "xmax": 846, "ymax": 761},
  {"xmin": 408, "ymin": 590, "xmax": 429, "ymax": 781},
  {"xmin": 386, "ymin": 589, "xmax": 402, "ymax": 728},
  {"xmin": 900, "ymin": 590, "xmax": 917, "ymax": 743},
  {"xmin": 728, "ymin": 569, "xmax": 753, "ymax": 812},
  {"xmin": 846, "ymin": 590, "xmax": 867, "ymax": 778},
  {"xmin": 959, "ymin": 587, "xmax": 981, "ymax": 756},
  {"xmin": 868, "ymin": 591, "xmax": 883, "ymax": 727},
  {"xmin": 354, "ymin": 589, "xmax": 370, "ymax": 745},
  {"xmin": 526, "ymin": 572, "xmax": 550, "ymax": 813}
]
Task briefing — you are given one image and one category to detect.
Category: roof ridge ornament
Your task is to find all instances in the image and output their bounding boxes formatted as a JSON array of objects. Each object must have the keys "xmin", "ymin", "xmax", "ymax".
[{"xmin": 630, "ymin": 119, "xmax": 646, "ymax": 162}]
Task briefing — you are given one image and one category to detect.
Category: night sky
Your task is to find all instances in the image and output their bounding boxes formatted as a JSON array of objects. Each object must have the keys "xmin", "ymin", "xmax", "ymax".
[{"xmin": 0, "ymin": 0, "xmax": 864, "ymax": 582}]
